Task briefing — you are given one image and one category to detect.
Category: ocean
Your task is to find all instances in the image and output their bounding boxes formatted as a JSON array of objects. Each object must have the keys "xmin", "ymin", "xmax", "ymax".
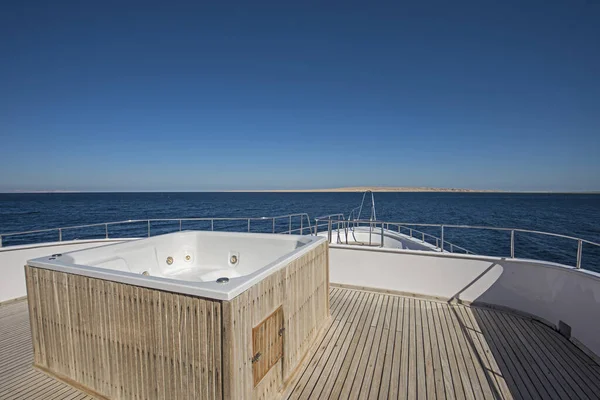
[{"xmin": 1, "ymin": 192, "xmax": 599, "ymax": 272}]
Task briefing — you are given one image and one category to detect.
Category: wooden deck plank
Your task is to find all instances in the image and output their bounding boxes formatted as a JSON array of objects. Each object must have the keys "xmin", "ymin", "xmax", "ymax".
[
  {"xmin": 0, "ymin": 373, "xmax": 51, "ymax": 398},
  {"xmin": 413, "ymin": 298, "xmax": 426, "ymax": 400},
  {"xmin": 475, "ymin": 308, "xmax": 540, "ymax": 400},
  {"xmin": 485, "ymin": 310, "xmax": 552, "ymax": 399},
  {"xmin": 456, "ymin": 305, "xmax": 513, "ymax": 400},
  {"xmin": 492, "ymin": 311, "xmax": 565, "ymax": 400},
  {"xmin": 347, "ymin": 294, "xmax": 387, "ymax": 399},
  {"xmin": 423, "ymin": 302, "xmax": 446, "ymax": 400},
  {"xmin": 320, "ymin": 291, "xmax": 375, "ymax": 397},
  {"xmin": 528, "ymin": 318, "xmax": 600, "ymax": 397},
  {"xmin": 293, "ymin": 289, "xmax": 364, "ymax": 400},
  {"xmin": 326, "ymin": 291, "xmax": 378, "ymax": 400},
  {"xmin": 536, "ymin": 320, "xmax": 600, "ymax": 384},
  {"xmin": 420, "ymin": 300, "xmax": 436, "ymax": 400},
  {"xmin": 372, "ymin": 295, "xmax": 398, "ymax": 400},
  {"xmin": 446, "ymin": 305, "xmax": 493, "ymax": 399},
  {"xmin": 387, "ymin": 296, "xmax": 405, "ymax": 399},
  {"xmin": 509, "ymin": 314, "xmax": 592, "ymax": 399},
  {"xmin": 434, "ymin": 302, "xmax": 466, "ymax": 399},
  {"xmin": 308, "ymin": 290, "xmax": 372, "ymax": 399},
  {"xmin": 288, "ymin": 289, "xmax": 358, "ymax": 399},
  {"xmin": 397, "ymin": 296, "xmax": 411, "ymax": 399},
  {"xmin": 2, "ymin": 287, "xmax": 600, "ymax": 400},
  {"xmin": 356, "ymin": 295, "xmax": 389, "ymax": 399},
  {"xmin": 429, "ymin": 301, "xmax": 456, "ymax": 400},
  {"xmin": 332, "ymin": 293, "xmax": 383, "ymax": 399}
]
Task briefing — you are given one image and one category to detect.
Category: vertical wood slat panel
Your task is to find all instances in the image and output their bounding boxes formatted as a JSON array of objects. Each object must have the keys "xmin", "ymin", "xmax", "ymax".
[
  {"xmin": 222, "ymin": 241, "xmax": 329, "ymax": 400},
  {"xmin": 25, "ymin": 266, "xmax": 222, "ymax": 400}
]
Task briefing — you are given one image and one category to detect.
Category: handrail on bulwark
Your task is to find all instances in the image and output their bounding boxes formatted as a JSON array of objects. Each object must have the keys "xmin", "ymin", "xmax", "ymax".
[
  {"xmin": 2, "ymin": 214, "xmax": 598, "ymax": 271},
  {"xmin": 319, "ymin": 219, "xmax": 600, "ymax": 271}
]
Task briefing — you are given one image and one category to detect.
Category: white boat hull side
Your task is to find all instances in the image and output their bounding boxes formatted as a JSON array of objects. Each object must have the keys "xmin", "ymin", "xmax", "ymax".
[
  {"xmin": 329, "ymin": 244, "xmax": 600, "ymax": 359},
  {"xmin": 0, "ymin": 239, "xmax": 133, "ymax": 303}
]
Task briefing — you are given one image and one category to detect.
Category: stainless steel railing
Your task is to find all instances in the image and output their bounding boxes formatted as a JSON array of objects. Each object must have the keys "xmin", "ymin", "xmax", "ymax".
[
  {"xmin": 2, "ymin": 213, "xmax": 598, "ymax": 271},
  {"xmin": 314, "ymin": 214, "xmax": 346, "ymax": 242},
  {"xmin": 391, "ymin": 223, "xmax": 473, "ymax": 254},
  {"xmin": 0, "ymin": 213, "xmax": 312, "ymax": 248},
  {"xmin": 319, "ymin": 219, "xmax": 470, "ymax": 253},
  {"xmin": 317, "ymin": 219, "xmax": 600, "ymax": 270}
]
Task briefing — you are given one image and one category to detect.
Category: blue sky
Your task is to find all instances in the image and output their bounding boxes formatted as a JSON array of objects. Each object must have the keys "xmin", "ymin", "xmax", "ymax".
[{"xmin": 0, "ymin": 1, "xmax": 598, "ymax": 192}]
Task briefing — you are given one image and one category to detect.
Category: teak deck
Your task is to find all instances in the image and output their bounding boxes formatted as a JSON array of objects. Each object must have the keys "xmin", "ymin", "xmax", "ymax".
[{"xmin": 2, "ymin": 287, "xmax": 600, "ymax": 399}]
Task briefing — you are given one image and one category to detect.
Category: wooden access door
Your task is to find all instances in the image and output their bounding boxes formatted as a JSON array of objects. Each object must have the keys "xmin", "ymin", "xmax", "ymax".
[{"xmin": 252, "ymin": 306, "xmax": 284, "ymax": 386}]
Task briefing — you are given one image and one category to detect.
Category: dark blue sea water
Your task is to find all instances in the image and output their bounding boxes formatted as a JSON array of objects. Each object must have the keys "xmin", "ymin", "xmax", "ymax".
[{"xmin": 1, "ymin": 192, "xmax": 599, "ymax": 272}]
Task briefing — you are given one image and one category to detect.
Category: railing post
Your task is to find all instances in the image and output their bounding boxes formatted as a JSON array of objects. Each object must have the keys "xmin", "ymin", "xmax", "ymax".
[
  {"xmin": 345, "ymin": 222, "xmax": 348, "ymax": 244},
  {"xmin": 59, "ymin": 228, "xmax": 62, "ymax": 242},
  {"xmin": 179, "ymin": 220, "xmax": 182, "ymax": 231},
  {"xmin": 436, "ymin": 238, "xmax": 439, "ymax": 248},
  {"xmin": 247, "ymin": 219, "xmax": 251, "ymax": 232},
  {"xmin": 422, "ymin": 232, "xmax": 425, "ymax": 242},
  {"xmin": 0, "ymin": 235, "xmax": 2, "ymax": 248},
  {"xmin": 315, "ymin": 219, "xmax": 319, "ymax": 235},
  {"xmin": 272, "ymin": 218, "xmax": 275, "ymax": 233},
  {"xmin": 147, "ymin": 221, "xmax": 150, "ymax": 237},
  {"xmin": 369, "ymin": 221, "xmax": 372, "ymax": 246},
  {"xmin": 289, "ymin": 215, "xmax": 292, "ymax": 234},
  {"xmin": 380, "ymin": 222, "xmax": 384, "ymax": 247},
  {"xmin": 336, "ymin": 220, "xmax": 340, "ymax": 243},
  {"xmin": 450, "ymin": 243, "xmax": 454, "ymax": 253},
  {"xmin": 440, "ymin": 225, "xmax": 444, "ymax": 251},
  {"xmin": 409, "ymin": 229, "xmax": 412, "ymax": 238},
  {"xmin": 105, "ymin": 224, "xmax": 109, "ymax": 239},
  {"xmin": 211, "ymin": 219, "xmax": 214, "ymax": 231},
  {"xmin": 510, "ymin": 230, "xmax": 515, "ymax": 258},
  {"xmin": 576, "ymin": 240, "xmax": 583, "ymax": 269},
  {"xmin": 328, "ymin": 219, "xmax": 332, "ymax": 243},
  {"xmin": 300, "ymin": 218, "xmax": 303, "ymax": 235}
]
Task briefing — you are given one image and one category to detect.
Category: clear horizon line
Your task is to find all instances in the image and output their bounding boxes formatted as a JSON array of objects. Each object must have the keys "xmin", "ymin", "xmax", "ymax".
[{"xmin": 1, "ymin": 188, "xmax": 599, "ymax": 194}]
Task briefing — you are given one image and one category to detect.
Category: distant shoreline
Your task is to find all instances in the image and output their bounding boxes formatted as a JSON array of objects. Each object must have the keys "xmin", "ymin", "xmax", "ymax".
[
  {"xmin": 226, "ymin": 187, "xmax": 600, "ymax": 194},
  {"xmin": 228, "ymin": 187, "xmax": 497, "ymax": 193},
  {"xmin": 2, "ymin": 187, "xmax": 598, "ymax": 194}
]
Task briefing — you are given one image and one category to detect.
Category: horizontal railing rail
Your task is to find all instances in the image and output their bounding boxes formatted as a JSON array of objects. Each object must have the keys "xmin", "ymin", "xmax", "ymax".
[
  {"xmin": 314, "ymin": 213, "xmax": 345, "ymax": 222},
  {"xmin": 390, "ymin": 223, "xmax": 473, "ymax": 254},
  {"xmin": 0, "ymin": 213, "xmax": 313, "ymax": 247}
]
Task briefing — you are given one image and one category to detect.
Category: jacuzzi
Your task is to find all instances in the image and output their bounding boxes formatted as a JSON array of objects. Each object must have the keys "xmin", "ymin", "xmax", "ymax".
[
  {"xmin": 25, "ymin": 231, "xmax": 330, "ymax": 399},
  {"xmin": 28, "ymin": 231, "xmax": 323, "ymax": 300}
]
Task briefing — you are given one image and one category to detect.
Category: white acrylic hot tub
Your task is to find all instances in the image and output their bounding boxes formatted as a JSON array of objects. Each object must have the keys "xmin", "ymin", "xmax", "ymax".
[
  {"xmin": 26, "ymin": 230, "xmax": 330, "ymax": 399},
  {"xmin": 27, "ymin": 231, "xmax": 326, "ymax": 300}
]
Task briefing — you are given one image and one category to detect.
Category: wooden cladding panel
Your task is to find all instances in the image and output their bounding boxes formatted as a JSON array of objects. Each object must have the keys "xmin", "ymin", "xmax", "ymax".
[
  {"xmin": 252, "ymin": 306, "xmax": 284, "ymax": 386},
  {"xmin": 222, "ymin": 241, "xmax": 330, "ymax": 400},
  {"xmin": 25, "ymin": 266, "xmax": 223, "ymax": 400}
]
